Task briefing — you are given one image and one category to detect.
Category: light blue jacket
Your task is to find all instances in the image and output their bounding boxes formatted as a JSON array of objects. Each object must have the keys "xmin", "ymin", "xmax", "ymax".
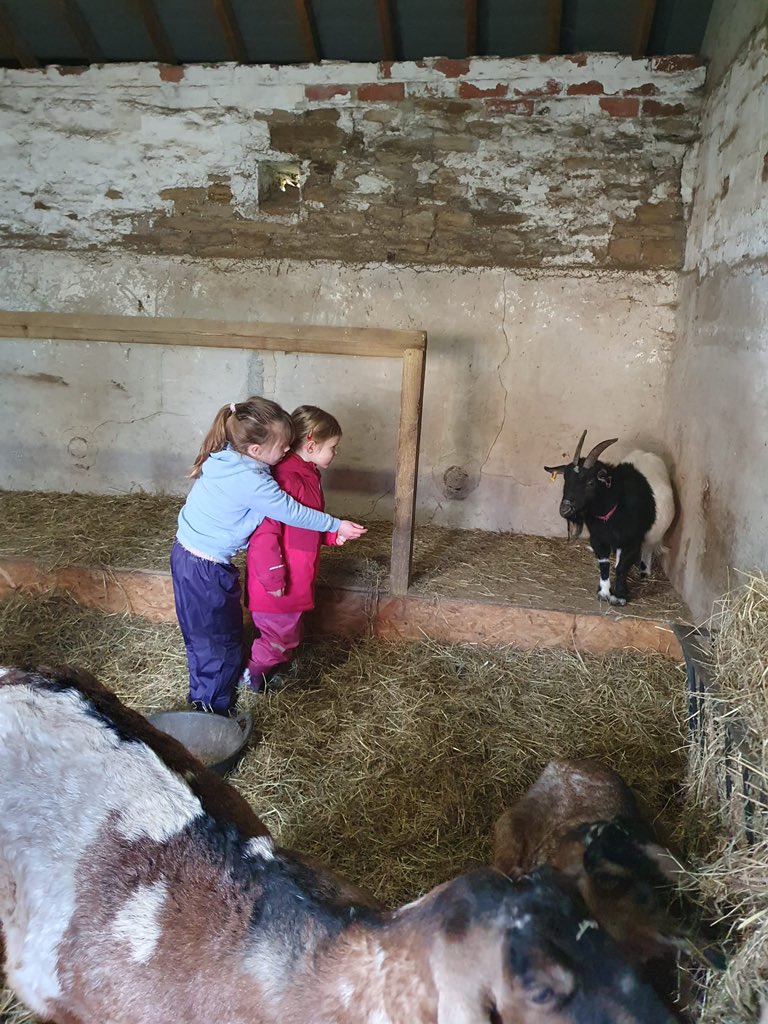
[{"xmin": 176, "ymin": 447, "xmax": 340, "ymax": 562}]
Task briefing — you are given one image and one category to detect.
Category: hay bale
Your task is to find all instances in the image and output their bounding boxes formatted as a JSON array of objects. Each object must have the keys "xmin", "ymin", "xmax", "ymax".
[{"xmin": 684, "ymin": 574, "xmax": 768, "ymax": 1024}]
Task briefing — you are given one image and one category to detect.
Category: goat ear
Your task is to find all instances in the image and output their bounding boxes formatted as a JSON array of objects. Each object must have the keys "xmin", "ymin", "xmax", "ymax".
[
  {"xmin": 639, "ymin": 843, "xmax": 727, "ymax": 970},
  {"xmin": 544, "ymin": 464, "xmax": 569, "ymax": 476},
  {"xmin": 596, "ymin": 468, "xmax": 609, "ymax": 483}
]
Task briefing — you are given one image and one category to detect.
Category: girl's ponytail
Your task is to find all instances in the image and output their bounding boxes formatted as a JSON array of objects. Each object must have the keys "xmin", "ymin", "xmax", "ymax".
[
  {"xmin": 188, "ymin": 404, "xmax": 233, "ymax": 478},
  {"xmin": 188, "ymin": 397, "xmax": 293, "ymax": 478}
]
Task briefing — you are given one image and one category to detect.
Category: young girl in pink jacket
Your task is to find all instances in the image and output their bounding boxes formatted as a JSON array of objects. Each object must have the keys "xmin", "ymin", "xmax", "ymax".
[{"xmin": 243, "ymin": 405, "xmax": 345, "ymax": 691}]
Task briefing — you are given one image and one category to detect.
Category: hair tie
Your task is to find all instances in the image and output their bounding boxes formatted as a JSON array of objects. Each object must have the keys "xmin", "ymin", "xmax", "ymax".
[{"xmin": 229, "ymin": 402, "xmax": 237, "ymax": 414}]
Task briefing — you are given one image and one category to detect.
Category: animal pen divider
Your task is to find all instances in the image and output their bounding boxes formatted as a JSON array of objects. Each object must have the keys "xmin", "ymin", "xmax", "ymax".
[{"xmin": 0, "ymin": 309, "xmax": 427, "ymax": 596}]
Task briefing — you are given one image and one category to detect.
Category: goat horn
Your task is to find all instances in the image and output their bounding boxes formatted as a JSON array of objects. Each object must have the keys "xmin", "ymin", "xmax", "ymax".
[
  {"xmin": 572, "ymin": 429, "xmax": 587, "ymax": 465},
  {"xmin": 583, "ymin": 437, "xmax": 618, "ymax": 469}
]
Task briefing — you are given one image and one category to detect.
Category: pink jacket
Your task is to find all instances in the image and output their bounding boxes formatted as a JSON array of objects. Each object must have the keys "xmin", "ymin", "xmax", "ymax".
[{"xmin": 246, "ymin": 452, "xmax": 337, "ymax": 613}]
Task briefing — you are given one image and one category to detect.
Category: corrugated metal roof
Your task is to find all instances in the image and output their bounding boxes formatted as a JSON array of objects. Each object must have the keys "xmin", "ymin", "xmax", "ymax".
[{"xmin": 0, "ymin": 0, "xmax": 715, "ymax": 69}]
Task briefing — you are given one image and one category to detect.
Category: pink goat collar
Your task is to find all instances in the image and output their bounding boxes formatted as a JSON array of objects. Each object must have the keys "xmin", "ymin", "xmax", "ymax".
[{"xmin": 596, "ymin": 504, "xmax": 618, "ymax": 522}]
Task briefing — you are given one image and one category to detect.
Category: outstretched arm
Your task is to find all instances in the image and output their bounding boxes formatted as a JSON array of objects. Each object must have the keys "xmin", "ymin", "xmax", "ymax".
[{"xmin": 254, "ymin": 473, "xmax": 341, "ymax": 533}]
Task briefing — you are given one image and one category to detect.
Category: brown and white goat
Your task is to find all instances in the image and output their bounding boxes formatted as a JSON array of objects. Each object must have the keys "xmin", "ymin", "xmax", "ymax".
[
  {"xmin": 0, "ymin": 668, "xmax": 680, "ymax": 1024},
  {"xmin": 493, "ymin": 759, "xmax": 723, "ymax": 1013}
]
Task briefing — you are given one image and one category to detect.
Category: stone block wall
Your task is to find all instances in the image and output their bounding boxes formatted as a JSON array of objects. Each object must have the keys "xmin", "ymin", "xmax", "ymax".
[{"xmin": 0, "ymin": 55, "xmax": 704, "ymax": 270}]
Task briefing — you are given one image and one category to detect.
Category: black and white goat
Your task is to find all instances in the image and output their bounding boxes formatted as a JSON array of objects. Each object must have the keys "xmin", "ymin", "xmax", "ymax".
[{"xmin": 544, "ymin": 431, "xmax": 674, "ymax": 606}]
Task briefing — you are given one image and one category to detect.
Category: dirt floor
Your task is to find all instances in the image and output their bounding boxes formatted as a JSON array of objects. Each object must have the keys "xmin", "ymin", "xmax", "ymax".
[{"xmin": 0, "ymin": 491, "xmax": 691, "ymax": 623}]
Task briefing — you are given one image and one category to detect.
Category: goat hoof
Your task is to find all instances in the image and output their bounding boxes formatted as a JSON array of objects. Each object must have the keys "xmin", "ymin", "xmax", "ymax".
[
  {"xmin": 596, "ymin": 588, "xmax": 610, "ymax": 602},
  {"xmin": 609, "ymin": 594, "xmax": 627, "ymax": 606}
]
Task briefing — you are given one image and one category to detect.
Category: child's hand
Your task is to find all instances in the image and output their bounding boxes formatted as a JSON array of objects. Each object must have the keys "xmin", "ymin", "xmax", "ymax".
[
  {"xmin": 268, "ymin": 588, "xmax": 285, "ymax": 597},
  {"xmin": 336, "ymin": 520, "xmax": 367, "ymax": 545}
]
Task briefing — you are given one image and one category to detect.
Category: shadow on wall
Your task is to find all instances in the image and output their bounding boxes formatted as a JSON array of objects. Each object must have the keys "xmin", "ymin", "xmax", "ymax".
[{"xmin": 324, "ymin": 467, "xmax": 395, "ymax": 498}]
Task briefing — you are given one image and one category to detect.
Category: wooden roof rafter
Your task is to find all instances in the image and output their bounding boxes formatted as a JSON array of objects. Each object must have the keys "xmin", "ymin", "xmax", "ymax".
[
  {"xmin": 0, "ymin": 4, "xmax": 39, "ymax": 68},
  {"xmin": 54, "ymin": 0, "xmax": 104, "ymax": 64},
  {"xmin": 293, "ymin": 0, "xmax": 319, "ymax": 63},
  {"xmin": 133, "ymin": 0, "xmax": 176, "ymax": 65},
  {"xmin": 212, "ymin": 0, "xmax": 247, "ymax": 64},
  {"xmin": 547, "ymin": 0, "xmax": 562, "ymax": 54},
  {"xmin": 375, "ymin": 0, "xmax": 395, "ymax": 62},
  {"xmin": 465, "ymin": 0, "xmax": 478, "ymax": 56},
  {"xmin": 633, "ymin": 0, "xmax": 657, "ymax": 58}
]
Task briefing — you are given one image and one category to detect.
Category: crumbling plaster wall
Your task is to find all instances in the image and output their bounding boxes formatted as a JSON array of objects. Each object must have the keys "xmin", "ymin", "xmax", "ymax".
[
  {"xmin": 664, "ymin": 13, "xmax": 768, "ymax": 620},
  {"xmin": 0, "ymin": 55, "xmax": 704, "ymax": 535}
]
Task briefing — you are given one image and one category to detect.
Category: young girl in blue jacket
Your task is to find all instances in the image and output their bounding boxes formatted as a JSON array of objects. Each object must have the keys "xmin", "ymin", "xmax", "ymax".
[{"xmin": 171, "ymin": 396, "xmax": 365, "ymax": 715}]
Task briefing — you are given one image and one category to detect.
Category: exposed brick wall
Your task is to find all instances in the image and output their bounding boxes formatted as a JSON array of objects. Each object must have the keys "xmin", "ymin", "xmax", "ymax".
[{"xmin": 0, "ymin": 56, "xmax": 704, "ymax": 269}]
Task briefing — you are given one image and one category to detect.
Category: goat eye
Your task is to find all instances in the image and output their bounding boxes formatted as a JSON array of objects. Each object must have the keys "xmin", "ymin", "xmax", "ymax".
[{"xmin": 528, "ymin": 986, "xmax": 554, "ymax": 1005}]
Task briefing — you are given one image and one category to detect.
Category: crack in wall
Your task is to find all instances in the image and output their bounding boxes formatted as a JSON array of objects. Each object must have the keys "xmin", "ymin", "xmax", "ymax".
[{"xmin": 480, "ymin": 271, "xmax": 511, "ymax": 476}]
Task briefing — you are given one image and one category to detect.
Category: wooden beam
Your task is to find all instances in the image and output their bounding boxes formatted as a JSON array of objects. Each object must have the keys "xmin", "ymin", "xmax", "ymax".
[
  {"xmin": 0, "ymin": 559, "xmax": 684, "ymax": 658},
  {"xmin": 390, "ymin": 345, "xmax": 426, "ymax": 596},
  {"xmin": 632, "ymin": 0, "xmax": 657, "ymax": 58},
  {"xmin": 0, "ymin": 4, "xmax": 39, "ymax": 68},
  {"xmin": 293, "ymin": 0, "xmax": 319, "ymax": 62},
  {"xmin": 547, "ymin": 0, "xmax": 562, "ymax": 54},
  {"xmin": 133, "ymin": 0, "xmax": 176, "ymax": 65},
  {"xmin": 464, "ymin": 0, "xmax": 477, "ymax": 56},
  {"xmin": 375, "ymin": 0, "xmax": 395, "ymax": 62},
  {"xmin": 0, "ymin": 309, "xmax": 427, "ymax": 595},
  {"xmin": 212, "ymin": 0, "xmax": 247, "ymax": 64},
  {"xmin": 0, "ymin": 310, "xmax": 426, "ymax": 359},
  {"xmin": 54, "ymin": 0, "xmax": 104, "ymax": 63}
]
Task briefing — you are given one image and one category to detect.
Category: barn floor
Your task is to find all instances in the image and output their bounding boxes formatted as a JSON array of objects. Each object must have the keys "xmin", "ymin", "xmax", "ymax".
[
  {"xmin": 0, "ymin": 490, "xmax": 690, "ymax": 625},
  {"xmin": 321, "ymin": 519, "xmax": 690, "ymax": 622},
  {"xmin": 0, "ymin": 585, "xmax": 693, "ymax": 1023},
  {"xmin": 0, "ymin": 513, "xmax": 755, "ymax": 1023},
  {"xmin": 0, "ymin": 557, "xmax": 724, "ymax": 1024}
]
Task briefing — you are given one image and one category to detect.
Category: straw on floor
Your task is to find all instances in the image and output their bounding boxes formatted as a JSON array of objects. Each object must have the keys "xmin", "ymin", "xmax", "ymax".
[
  {"xmin": 0, "ymin": 590, "xmax": 688, "ymax": 1024},
  {"xmin": 0, "ymin": 489, "xmax": 689, "ymax": 621},
  {"xmin": 684, "ymin": 573, "xmax": 768, "ymax": 1024}
]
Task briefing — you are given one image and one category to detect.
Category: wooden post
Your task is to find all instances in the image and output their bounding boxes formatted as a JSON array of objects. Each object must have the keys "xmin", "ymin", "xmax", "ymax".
[{"xmin": 390, "ymin": 345, "xmax": 426, "ymax": 596}]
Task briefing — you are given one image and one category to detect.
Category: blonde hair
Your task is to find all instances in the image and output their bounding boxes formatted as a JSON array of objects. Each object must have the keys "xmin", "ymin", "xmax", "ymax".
[
  {"xmin": 290, "ymin": 405, "xmax": 342, "ymax": 451},
  {"xmin": 189, "ymin": 397, "xmax": 293, "ymax": 478}
]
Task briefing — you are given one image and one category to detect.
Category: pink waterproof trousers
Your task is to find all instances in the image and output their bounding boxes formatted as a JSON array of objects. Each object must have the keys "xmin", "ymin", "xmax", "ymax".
[{"xmin": 247, "ymin": 610, "xmax": 304, "ymax": 677}]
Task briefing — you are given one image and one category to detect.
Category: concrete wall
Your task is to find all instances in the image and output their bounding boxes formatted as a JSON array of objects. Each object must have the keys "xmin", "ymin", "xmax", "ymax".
[
  {"xmin": 664, "ymin": 11, "xmax": 768, "ymax": 619},
  {"xmin": 0, "ymin": 56, "xmax": 703, "ymax": 535},
  {"xmin": 0, "ymin": 251, "xmax": 677, "ymax": 534}
]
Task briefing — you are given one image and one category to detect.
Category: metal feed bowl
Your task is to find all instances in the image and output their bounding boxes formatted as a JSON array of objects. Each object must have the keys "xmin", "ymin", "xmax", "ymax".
[{"xmin": 148, "ymin": 709, "xmax": 254, "ymax": 776}]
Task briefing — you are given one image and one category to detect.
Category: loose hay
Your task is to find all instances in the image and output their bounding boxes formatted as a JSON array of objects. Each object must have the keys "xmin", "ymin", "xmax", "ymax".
[
  {"xmin": 0, "ymin": 591, "xmax": 689, "ymax": 1023},
  {"xmin": 0, "ymin": 591, "xmax": 689, "ymax": 897},
  {"xmin": 0, "ymin": 491, "xmax": 182, "ymax": 572},
  {"xmin": 685, "ymin": 574, "xmax": 768, "ymax": 1024},
  {"xmin": 0, "ymin": 489, "xmax": 689, "ymax": 622}
]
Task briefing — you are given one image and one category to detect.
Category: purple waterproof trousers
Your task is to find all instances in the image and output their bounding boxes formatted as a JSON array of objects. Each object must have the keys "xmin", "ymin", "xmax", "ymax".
[{"xmin": 170, "ymin": 541, "xmax": 243, "ymax": 712}]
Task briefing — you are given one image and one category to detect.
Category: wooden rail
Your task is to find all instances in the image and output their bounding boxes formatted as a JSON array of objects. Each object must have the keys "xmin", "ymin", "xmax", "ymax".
[{"xmin": 0, "ymin": 310, "xmax": 427, "ymax": 595}]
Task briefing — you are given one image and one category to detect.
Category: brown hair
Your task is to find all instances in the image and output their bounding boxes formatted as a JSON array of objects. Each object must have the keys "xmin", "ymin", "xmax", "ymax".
[
  {"xmin": 290, "ymin": 405, "xmax": 342, "ymax": 452},
  {"xmin": 189, "ymin": 397, "xmax": 293, "ymax": 478}
]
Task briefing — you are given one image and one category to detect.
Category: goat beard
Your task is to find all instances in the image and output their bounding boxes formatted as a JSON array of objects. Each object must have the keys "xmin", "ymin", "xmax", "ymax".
[{"xmin": 565, "ymin": 517, "xmax": 584, "ymax": 542}]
